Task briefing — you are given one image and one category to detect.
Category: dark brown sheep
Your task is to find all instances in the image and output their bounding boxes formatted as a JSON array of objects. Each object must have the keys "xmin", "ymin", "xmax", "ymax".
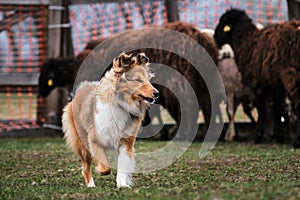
[
  {"xmin": 143, "ymin": 21, "xmax": 222, "ymax": 139},
  {"xmin": 214, "ymin": 9, "xmax": 300, "ymax": 147},
  {"xmin": 87, "ymin": 21, "xmax": 222, "ymax": 139}
]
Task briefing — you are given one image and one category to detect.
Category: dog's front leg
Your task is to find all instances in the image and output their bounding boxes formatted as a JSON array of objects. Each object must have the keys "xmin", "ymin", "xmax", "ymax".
[{"xmin": 116, "ymin": 144, "xmax": 135, "ymax": 188}]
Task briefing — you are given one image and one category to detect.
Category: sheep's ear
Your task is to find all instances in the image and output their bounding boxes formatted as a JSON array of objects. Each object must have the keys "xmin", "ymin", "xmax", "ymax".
[
  {"xmin": 48, "ymin": 79, "xmax": 53, "ymax": 87},
  {"xmin": 223, "ymin": 25, "xmax": 231, "ymax": 32}
]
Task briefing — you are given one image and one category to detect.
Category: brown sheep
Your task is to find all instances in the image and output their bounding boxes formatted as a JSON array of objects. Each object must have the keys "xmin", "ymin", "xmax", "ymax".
[
  {"xmin": 214, "ymin": 9, "xmax": 300, "ymax": 147},
  {"xmin": 74, "ymin": 21, "xmax": 223, "ymax": 140},
  {"xmin": 218, "ymin": 57, "xmax": 255, "ymax": 141},
  {"xmin": 145, "ymin": 21, "xmax": 222, "ymax": 139},
  {"xmin": 201, "ymin": 29, "xmax": 257, "ymax": 142}
]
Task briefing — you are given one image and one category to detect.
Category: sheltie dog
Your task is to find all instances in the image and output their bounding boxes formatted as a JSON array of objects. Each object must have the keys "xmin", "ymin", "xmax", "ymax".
[{"xmin": 62, "ymin": 52, "xmax": 159, "ymax": 188}]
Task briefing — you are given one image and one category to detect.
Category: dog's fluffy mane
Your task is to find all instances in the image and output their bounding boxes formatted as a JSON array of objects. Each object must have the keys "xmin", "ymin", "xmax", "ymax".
[{"xmin": 75, "ymin": 53, "xmax": 154, "ymax": 118}]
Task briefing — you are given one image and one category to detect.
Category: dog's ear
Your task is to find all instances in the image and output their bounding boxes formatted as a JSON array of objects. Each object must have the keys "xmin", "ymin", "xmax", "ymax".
[
  {"xmin": 113, "ymin": 52, "xmax": 134, "ymax": 75},
  {"xmin": 136, "ymin": 53, "xmax": 149, "ymax": 65},
  {"xmin": 119, "ymin": 52, "xmax": 133, "ymax": 67}
]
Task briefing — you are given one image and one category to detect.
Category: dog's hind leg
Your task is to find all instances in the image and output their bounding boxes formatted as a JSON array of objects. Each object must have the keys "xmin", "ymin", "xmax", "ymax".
[
  {"xmin": 94, "ymin": 159, "xmax": 111, "ymax": 176},
  {"xmin": 62, "ymin": 104, "xmax": 95, "ymax": 187},
  {"xmin": 80, "ymin": 149, "xmax": 94, "ymax": 187}
]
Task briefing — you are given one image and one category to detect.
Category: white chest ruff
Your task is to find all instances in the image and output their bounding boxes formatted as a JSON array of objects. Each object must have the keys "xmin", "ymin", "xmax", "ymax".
[{"xmin": 94, "ymin": 101, "xmax": 137, "ymax": 149}]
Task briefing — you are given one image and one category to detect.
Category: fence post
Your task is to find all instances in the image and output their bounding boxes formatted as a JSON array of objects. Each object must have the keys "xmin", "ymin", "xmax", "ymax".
[
  {"xmin": 37, "ymin": 5, "xmax": 49, "ymax": 125},
  {"xmin": 45, "ymin": 0, "xmax": 74, "ymax": 127},
  {"xmin": 165, "ymin": 0, "xmax": 179, "ymax": 22},
  {"xmin": 287, "ymin": 0, "xmax": 300, "ymax": 20}
]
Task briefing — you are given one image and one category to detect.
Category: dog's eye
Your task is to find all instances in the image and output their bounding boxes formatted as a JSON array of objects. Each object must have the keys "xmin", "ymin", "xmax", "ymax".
[{"xmin": 135, "ymin": 79, "xmax": 143, "ymax": 83}]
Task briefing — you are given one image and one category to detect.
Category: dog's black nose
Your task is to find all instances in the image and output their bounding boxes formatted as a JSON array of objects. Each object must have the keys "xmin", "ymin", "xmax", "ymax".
[{"xmin": 153, "ymin": 90, "xmax": 159, "ymax": 98}]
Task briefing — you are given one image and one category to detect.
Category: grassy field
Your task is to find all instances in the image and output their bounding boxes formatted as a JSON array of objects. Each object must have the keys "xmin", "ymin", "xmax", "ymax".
[{"xmin": 1, "ymin": 137, "xmax": 300, "ymax": 200}]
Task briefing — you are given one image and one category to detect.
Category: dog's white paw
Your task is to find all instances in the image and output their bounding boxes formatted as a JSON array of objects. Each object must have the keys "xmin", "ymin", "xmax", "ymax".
[
  {"xmin": 82, "ymin": 168, "xmax": 96, "ymax": 188},
  {"xmin": 116, "ymin": 173, "xmax": 132, "ymax": 188},
  {"xmin": 87, "ymin": 178, "xmax": 95, "ymax": 188}
]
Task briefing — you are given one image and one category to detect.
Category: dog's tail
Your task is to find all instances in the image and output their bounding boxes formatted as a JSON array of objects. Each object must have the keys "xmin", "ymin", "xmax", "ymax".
[{"xmin": 62, "ymin": 103, "xmax": 85, "ymax": 154}]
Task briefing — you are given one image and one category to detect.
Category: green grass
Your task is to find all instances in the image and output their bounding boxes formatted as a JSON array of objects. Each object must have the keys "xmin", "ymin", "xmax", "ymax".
[{"xmin": 1, "ymin": 137, "xmax": 300, "ymax": 200}]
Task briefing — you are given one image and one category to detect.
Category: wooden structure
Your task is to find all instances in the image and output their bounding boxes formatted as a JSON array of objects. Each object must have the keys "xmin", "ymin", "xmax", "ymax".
[
  {"xmin": 0, "ymin": 0, "xmax": 178, "ymax": 130},
  {"xmin": 287, "ymin": 0, "xmax": 300, "ymax": 20}
]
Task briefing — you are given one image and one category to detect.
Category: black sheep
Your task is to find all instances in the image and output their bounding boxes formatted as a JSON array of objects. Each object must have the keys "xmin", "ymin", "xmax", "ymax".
[
  {"xmin": 214, "ymin": 9, "xmax": 300, "ymax": 147},
  {"xmin": 38, "ymin": 57, "xmax": 78, "ymax": 97},
  {"xmin": 38, "ymin": 38, "xmax": 104, "ymax": 97}
]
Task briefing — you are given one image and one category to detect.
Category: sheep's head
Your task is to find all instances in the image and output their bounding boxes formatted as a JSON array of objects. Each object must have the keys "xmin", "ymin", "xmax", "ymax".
[
  {"xmin": 38, "ymin": 57, "xmax": 76, "ymax": 97},
  {"xmin": 214, "ymin": 9, "xmax": 254, "ymax": 48}
]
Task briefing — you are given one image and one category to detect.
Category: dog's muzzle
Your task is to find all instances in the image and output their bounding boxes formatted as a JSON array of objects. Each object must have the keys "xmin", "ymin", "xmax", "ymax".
[{"xmin": 139, "ymin": 90, "xmax": 159, "ymax": 104}]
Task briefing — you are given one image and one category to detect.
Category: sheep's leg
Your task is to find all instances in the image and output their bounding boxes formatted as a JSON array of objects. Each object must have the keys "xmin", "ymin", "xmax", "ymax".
[
  {"xmin": 141, "ymin": 110, "xmax": 152, "ymax": 126},
  {"xmin": 279, "ymin": 68, "xmax": 300, "ymax": 148},
  {"xmin": 215, "ymin": 98, "xmax": 224, "ymax": 126},
  {"xmin": 225, "ymin": 93, "xmax": 236, "ymax": 142},
  {"xmin": 167, "ymin": 105, "xmax": 180, "ymax": 139},
  {"xmin": 201, "ymin": 97, "xmax": 211, "ymax": 135},
  {"xmin": 155, "ymin": 106, "xmax": 164, "ymax": 126},
  {"xmin": 293, "ymin": 105, "xmax": 300, "ymax": 148},
  {"xmin": 242, "ymin": 101, "xmax": 255, "ymax": 125},
  {"xmin": 174, "ymin": 107, "xmax": 198, "ymax": 141},
  {"xmin": 254, "ymin": 94, "xmax": 266, "ymax": 144},
  {"xmin": 272, "ymin": 93, "xmax": 286, "ymax": 143}
]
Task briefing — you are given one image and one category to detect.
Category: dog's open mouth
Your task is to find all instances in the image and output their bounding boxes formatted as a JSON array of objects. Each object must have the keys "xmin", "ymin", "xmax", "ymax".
[{"xmin": 139, "ymin": 94, "xmax": 157, "ymax": 104}]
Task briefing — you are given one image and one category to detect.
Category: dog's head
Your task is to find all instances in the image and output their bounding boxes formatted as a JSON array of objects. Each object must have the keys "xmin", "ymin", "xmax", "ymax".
[{"xmin": 113, "ymin": 52, "xmax": 159, "ymax": 108}]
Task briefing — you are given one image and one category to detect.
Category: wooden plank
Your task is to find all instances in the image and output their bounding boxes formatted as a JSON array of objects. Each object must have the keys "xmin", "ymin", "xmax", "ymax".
[
  {"xmin": 287, "ymin": 0, "xmax": 300, "ymax": 20},
  {"xmin": 165, "ymin": 0, "xmax": 178, "ymax": 22},
  {"xmin": 47, "ymin": 1, "xmax": 74, "ymax": 57},
  {"xmin": 0, "ymin": 73, "xmax": 39, "ymax": 86},
  {"xmin": 69, "ymin": 0, "xmax": 163, "ymax": 5},
  {"xmin": 46, "ymin": 0, "xmax": 74, "ymax": 126},
  {"xmin": 46, "ymin": 0, "xmax": 63, "ymax": 126},
  {"xmin": 36, "ymin": 6, "xmax": 48, "ymax": 124},
  {"xmin": 60, "ymin": 2, "xmax": 74, "ymax": 57},
  {"xmin": 0, "ymin": 0, "xmax": 50, "ymax": 5},
  {"xmin": 0, "ymin": 0, "xmax": 163, "ymax": 6},
  {"xmin": 0, "ymin": 5, "xmax": 42, "ymax": 11},
  {"xmin": 48, "ymin": 0, "xmax": 62, "ymax": 58}
]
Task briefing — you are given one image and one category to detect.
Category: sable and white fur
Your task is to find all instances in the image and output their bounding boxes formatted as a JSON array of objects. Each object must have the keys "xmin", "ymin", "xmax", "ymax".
[{"xmin": 62, "ymin": 52, "xmax": 158, "ymax": 188}]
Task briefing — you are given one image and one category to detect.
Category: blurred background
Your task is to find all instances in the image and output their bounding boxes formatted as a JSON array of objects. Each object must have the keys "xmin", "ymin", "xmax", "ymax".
[{"xmin": 0, "ymin": 0, "xmax": 297, "ymax": 136}]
